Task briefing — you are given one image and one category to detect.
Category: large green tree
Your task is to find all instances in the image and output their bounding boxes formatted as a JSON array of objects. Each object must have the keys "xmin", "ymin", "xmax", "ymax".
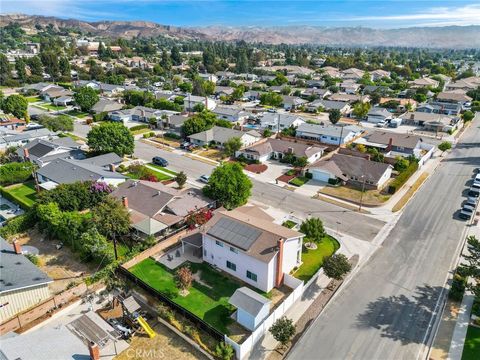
[
  {"xmin": 224, "ymin": 136, "xmax": 243, "ymax": 157},
  {"xmin": 269, "ymin": 317, "xmax": 296, "ymax": 347},
  {"xmin": 203, "ymin": 162, "xmax": 252, "ymax": 209},
  {"xmin": 323, "ymin": 254, "xmax": 352, "ymax": 280},
  {"xmin": 74, "ymin": 86, "xmax": 99, "ymax": 112},
  {"xmin": 300, "ymin": 217, "xmax": 325, "ymax": 243},
  {"xmin": 87, "ymin": 122, "xmax": 134, "ymax": 156},
  {"xmin": 38, "ymin": 114, "xmax": 74, "ymax": 132},
  {"xmin": 92, "ymin": 195, "xmax": 130, "ymax": 240},
  {"xmin": 2, "ymin": 94, "xmax": 28, "ymax": 120}
]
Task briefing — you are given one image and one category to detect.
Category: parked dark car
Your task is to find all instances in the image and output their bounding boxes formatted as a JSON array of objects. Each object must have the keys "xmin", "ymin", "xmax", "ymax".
[{"xmin": 152, "ymin": 156, "xmax": 168, "ymax": 167}]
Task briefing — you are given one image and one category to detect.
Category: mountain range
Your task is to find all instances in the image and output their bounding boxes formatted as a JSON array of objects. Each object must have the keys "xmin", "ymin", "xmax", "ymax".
[{"xmin": 1, "ymin": 14, "xmax": 480, "ymax": 49}]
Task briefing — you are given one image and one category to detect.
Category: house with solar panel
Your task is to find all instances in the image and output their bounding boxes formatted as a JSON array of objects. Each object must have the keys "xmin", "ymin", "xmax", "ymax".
[{"xmin": 192, "ymin": 206, "xmax": 304, "ymax": 292}]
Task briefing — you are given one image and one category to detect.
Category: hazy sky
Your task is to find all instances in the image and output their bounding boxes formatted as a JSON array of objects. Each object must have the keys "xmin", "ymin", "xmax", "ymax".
[{"xmin": 2, "ymin": 0, "xmax": 480, "ymax": 28}]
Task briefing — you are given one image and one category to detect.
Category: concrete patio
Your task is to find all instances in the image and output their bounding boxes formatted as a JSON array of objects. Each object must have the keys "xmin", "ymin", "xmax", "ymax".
[{"xmin": 154, "ymin": 244, "xmax": 202, "ymax": 270}]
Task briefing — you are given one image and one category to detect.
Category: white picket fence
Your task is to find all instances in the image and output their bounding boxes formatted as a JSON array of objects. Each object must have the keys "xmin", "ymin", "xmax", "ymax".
[{"xmin": 225, "ymin": 274, "xmax": 304, "ymax": 359}]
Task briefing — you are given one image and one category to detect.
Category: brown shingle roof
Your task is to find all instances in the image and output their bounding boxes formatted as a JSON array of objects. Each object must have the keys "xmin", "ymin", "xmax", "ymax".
[
  {"xmin": 310, "ymin": 154, "xmax": 392, "ymax": 184},
  {"xmin": 366, "ymin": 130, "xmax": 421, "ymax": 150},
  {"xmin": 202, "ymin": 206, "xmax": 303, "ymax": 263}
]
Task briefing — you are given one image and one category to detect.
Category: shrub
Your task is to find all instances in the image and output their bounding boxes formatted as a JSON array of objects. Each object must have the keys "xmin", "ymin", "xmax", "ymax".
[
  {"xmin": 25, "ymin": 253, "xmax": 39, "ymax": 265},
  {"xmin": 290, "ymin": 176, "xmax": 309, "ymax": 187},
  {"xmin": 129, "ymin": 124, "xmax": 149, "ymax": 132},
  {"xmin": 388, "ymin": 161, "xmax": 419, "ymax": 194},
  {"xmin": 164, "ymin": 132, "xmax": 181, "ymax": 140},
  {"xmin": 305, "ymin": 171, "xmax": 313, "ymax": 179},
  {"xmin": 93, "ymin": 111, "xmax": 108, "ymax": 122},
  {"xmin": 449, "ymin": 272, "xmax": 467, "ymax": 301},
  {"xmin": 0, "ymin": 212, "xmax": 36, "ymax": 239},
  {"xmin": 328, "ymin": 178, "xmax": 341, "ymax": 185},
  {"xmin": 214, "ymin": 342, "xmax": 235, "ymax": 360},
  {"xmin": 0, "ymin": 162, "xmax": 35, "ymax": 186}
]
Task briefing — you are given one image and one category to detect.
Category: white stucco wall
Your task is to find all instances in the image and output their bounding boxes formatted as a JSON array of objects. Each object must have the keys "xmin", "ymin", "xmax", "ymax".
[
  {"xmin": 202, "ymin": 235, "xmax": 274, "ymax": 292},
  {"xmin": 282, "ymin": 237, "xmax": 303, "ymax": 274}
]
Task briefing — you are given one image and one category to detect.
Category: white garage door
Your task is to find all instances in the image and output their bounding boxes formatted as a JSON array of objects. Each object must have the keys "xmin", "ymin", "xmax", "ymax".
[{"xmin": 311, "ymin": 169, "xmax": 332, "ymax": 182}]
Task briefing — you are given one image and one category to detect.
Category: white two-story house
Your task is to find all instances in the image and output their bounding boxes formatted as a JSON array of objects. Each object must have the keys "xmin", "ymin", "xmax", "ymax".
[{"xmin": 196, "ymin": 206, "xmax": 304, "ymax": 292}]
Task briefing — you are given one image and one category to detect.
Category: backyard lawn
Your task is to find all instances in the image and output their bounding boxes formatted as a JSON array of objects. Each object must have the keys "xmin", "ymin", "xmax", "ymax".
[
  {"xmin": 462, "ymin": 325, "xmax": 480, "ymax": 360},
  {"xmin": 129, "ymin": 258, "xmax": 241, "ymax": 334},
  {"xmin": 1, "ymin": 181, "xmax": 37, "ymax": 208},
  {"xmin": 293, "ymin": 235, "xmax": 340, "ymax": 282}
]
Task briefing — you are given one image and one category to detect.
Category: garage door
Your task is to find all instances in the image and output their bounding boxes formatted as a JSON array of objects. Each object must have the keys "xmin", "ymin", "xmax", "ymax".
[{"xmin": 311, "ymin": 169, "xmax": 331, "ymax": 182}]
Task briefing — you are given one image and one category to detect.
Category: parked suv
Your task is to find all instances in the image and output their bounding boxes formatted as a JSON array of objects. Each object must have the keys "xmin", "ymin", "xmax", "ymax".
[{"xmin": 152, "ymin": 156, "xmax": 168, "ymax": 167}]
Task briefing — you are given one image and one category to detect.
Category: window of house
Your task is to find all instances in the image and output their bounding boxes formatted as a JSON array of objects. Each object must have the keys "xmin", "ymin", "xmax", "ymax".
[
  {"xmin": 203, "ymin": 249, "xmax": 207, "ymax": 257},
  {"xmin": 230, "ymin": 246, "xmax": 238, "ymax": 254},
  {"xmin": 226, "ymin": 261, "xmax": 236, "ymax": 271},
  {"xmin": 246, "ymin": 270, "xmax": 257, "ymax": 282},
  {"xmin": 215, "ymin": 240, "xmax": 223, "ymax": 247}
]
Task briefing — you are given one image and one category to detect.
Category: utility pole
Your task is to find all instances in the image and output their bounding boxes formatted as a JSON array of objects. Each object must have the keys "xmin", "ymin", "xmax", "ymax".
[
  {"xmin": 338, "ymin": 124, "xmax": 344, "ymax": 147},
  {"xmin": 358, "ymin": 175, "xmax": 366, "ymax": 212}
]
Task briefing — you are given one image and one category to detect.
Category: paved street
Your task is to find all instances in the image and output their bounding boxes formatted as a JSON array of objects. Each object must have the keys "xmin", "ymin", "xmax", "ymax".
[
  {"xmin": 134, "ymin": 141, "xmax": 385, "ymax": 241},
  {"xmin": 287, "ymin": 116, "xmax": 480, "ymax": 360}
]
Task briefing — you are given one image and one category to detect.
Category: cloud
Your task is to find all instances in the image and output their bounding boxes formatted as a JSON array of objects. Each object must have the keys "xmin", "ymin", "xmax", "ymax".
[
  {"xmin": 344, "ymin": 4, "xmax": 480, "ymax": 26},
  {"xmin": 1, "ymin": 0, "xmax": 123, "ymax": 21}
]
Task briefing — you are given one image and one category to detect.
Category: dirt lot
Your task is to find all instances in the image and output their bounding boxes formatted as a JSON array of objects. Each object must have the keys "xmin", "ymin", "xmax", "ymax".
[
  {"xmin": 16, "ymin": 230, "xmax": 95, "ymax": 294},
  {"xmin": 114, "ymin": 319, "xmax": 209, "ymax": 360},
  {"xmin": 319, "ymin": 184, "xmax": 391, "ymax": 206},
  {"xmin": 195, "ymin": 148, "xmax": 226, "ymax": 161}
]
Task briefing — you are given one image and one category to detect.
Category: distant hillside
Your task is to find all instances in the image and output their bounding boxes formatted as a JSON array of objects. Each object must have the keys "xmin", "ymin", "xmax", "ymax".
[{"xmin": 1, "ymin": 14, "xmax": 480, "ymax": 48}]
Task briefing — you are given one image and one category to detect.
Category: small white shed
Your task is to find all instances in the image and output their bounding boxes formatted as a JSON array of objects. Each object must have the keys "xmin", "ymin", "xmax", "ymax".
[{"xmin": 228, "ymin": 287, "xmax": 271, "ymax": 331}]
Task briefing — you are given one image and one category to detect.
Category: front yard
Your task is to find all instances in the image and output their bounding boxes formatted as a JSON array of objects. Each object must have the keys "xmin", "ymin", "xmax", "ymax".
[
  {"xmin": 462, "ymin": 325, "xmax": 480, "ymax": 360},
  {"xmin": 1, "ymin": 181, "xmax": 37, "ymax": 208},
  {"xmin": 195, "ymin": 149, "xmax": 226, "ymax": 161},
  {"xmin": 124, "ymin": 165, "xmax": 174, "ymax": 182},
  {"xmin": 34, "ymin": 103, "xmax": 67, "ymax": 111},
  {"xmin": 147, "ymin": 163, "xmax": 178, "ymax": 176},
  {"xmin": 293, "ymin": 235, "xmax": 340, "ymax": 282},
  {"xmin": 319, "ymin": 185, "xmax": 391, "ymax": 206},
  {"xmin": 129, "ymin": 258, "xmax": 242, "ymax": 335}
]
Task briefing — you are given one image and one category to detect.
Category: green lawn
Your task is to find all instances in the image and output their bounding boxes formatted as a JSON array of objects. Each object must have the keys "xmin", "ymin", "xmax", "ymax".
[
  {"xmin": 462, "ymin": 325, "xmax": 480, "ymax": 360},
  {"xmin": 63, "ymin": 132, "xmax": 86, "ymax": 142},
  {"xmin": 282, "ymin": 220, "xmax": 297, "ymax": 229},
  {"xmin": 130, "ymin": 258, "xmax": 242, "ymax": 334},
  {"xmin": 67, "ymin": 110, "xmax": 89, "ymax": 118},
  {"xmin": 147, "ymin": 163, "xmax": 178, "ymax": 176},
  {"xmin": 2, "ymin": 182, "xmax": 37, "ymax": 208},
  {"xmin": 36, "ymin": 103, "xmax": 67, "ymax": 111},
  {"xmin": 290, "ymin": 176, "xmax": 310, "ymax": 187},
  {"xmin": 294, "ymin": 235, "xmax": 340, "ymax": 282},
  {"xmin": 126, "ymin": 165, "xmax": 173, "ymax": 182},
  {"xmin": 26, "ymin": 96, "xmax": 41, "ymax": 103}
]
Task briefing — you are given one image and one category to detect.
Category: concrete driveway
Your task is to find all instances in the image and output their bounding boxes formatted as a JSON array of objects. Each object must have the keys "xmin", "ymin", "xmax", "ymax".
[{"xmin": 246, "ymin": 160, "xmax": 291, "ymax": 183}]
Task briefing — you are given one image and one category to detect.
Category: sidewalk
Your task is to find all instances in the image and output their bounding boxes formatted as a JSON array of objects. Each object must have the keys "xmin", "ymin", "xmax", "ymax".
[{"xmin": 447, "ymin": 292, "xmax": 475, "ymax": 360}]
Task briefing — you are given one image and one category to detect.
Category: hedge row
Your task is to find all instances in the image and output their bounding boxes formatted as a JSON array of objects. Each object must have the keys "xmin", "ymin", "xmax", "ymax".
[
  {"xmin": 0, "ymin": 186, "xmax": 33, "ymax": 210},
  {"xmin": 130, "ymin": 124, "xmax": 149, "ymax": 132},
  {"xmin": 388, "ymin": 162, "xmax": 419, "ymax": 194}
]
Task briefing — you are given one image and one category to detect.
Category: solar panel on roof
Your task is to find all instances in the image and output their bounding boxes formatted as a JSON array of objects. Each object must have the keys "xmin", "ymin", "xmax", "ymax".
[{"xmin": 207, "ymin": 217, "xmax": 261, "ymax": 251}]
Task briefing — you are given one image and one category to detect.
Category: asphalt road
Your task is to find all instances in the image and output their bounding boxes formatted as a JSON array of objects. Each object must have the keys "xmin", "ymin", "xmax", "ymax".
[
  {"xmin": 287, "ymin": 116, "xmax": 480, "ymax": 360},
  {"xmin": 134, "ymin": 141, "xmax": 385, "ymax": 241}
]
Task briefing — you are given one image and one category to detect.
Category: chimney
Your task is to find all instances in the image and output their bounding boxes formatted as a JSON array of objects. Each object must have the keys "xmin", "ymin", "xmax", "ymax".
[
  {"xmin": 13, "ymin": 240, "xmax": 22, "ymax": 255},
  {"xmin": 88, "ymin": 342, "xmax": 100, "ymax": 360},
  {"xmin": 386, "ymin": 138, "xmax": 393, "ymax": 152},
  {"xmin": 109, "ymin": 163, "xmax": 115, "ymax": 172},
  {"xmin": 275, "ymin": 239, "xmax": 284, "ymax": 288},
  {"xmin": 122, "ymin": 196, "xmax": 128, "ymax": 208},
  {"xmin": 23, "ymin": 148, "xmax": 30, "ymax": 159}
]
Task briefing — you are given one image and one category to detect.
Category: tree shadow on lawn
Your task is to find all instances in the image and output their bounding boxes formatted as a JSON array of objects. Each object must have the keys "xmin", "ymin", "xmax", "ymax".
[
  {"xmin": 356, "ymin": 284, "xmax": 444, "ymax": 345},
  {"xmin": 203, "ymin": 304, "xmax": 234, "ymax": 335}
]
